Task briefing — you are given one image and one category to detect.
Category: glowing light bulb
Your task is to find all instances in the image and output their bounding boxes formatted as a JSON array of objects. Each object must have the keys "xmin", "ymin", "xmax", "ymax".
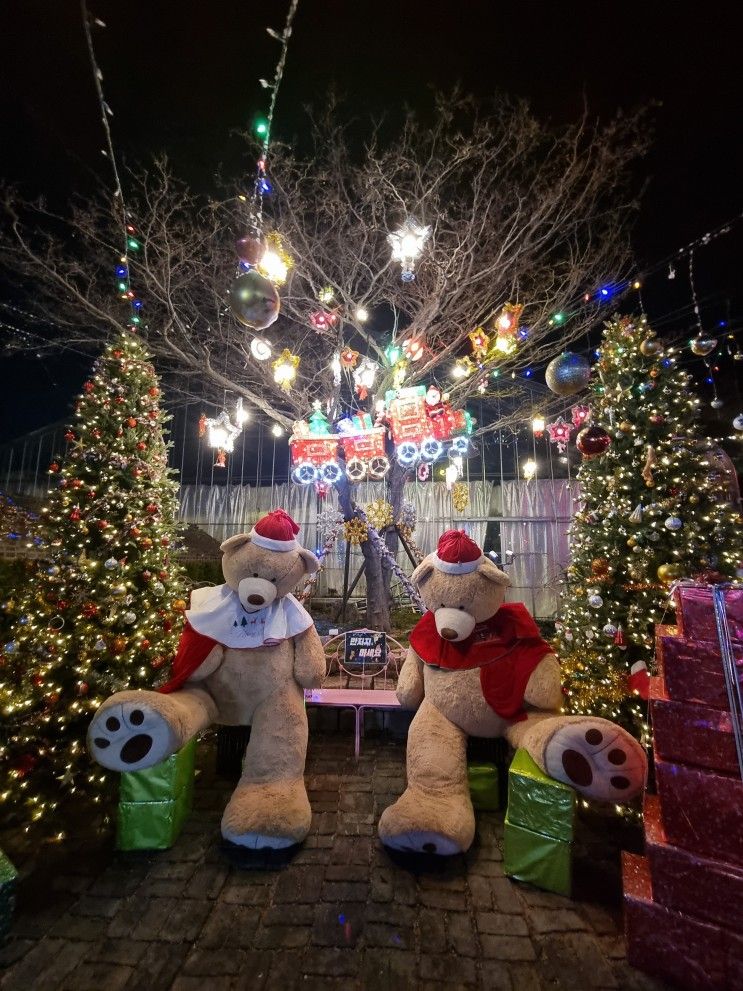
[
  {"xmin": 523, "ymin": 459, "xmax": 537, "ymax": 481},
  {"xmin": 271, "ymin": 423, "xmax": 283, "ymax": 437},
  {"xmin": 355, "ymin": 306, "xmax": 369, "ymax": 323},
  {"xmin": 532, "ymin": 416, "xmax": 546, "ymax": 436},
  {"xmin": 259, "ymin": 248, "xmax": 289, "ymax": 284}
]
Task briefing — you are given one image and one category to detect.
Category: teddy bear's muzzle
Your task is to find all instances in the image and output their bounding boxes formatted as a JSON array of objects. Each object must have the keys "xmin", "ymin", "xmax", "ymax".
[
  {"xmin": 238, "ymin": 577, "xmax": 277, "ymax": 612},
  {"xmin": 434, "ymin": 607, "xmax": 476, "ymax": 642}
]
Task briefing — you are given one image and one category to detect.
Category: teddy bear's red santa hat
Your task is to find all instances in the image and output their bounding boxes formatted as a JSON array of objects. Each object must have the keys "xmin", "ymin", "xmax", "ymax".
[
  {"xmin": 249, "ymin": 509, "xmax": 301, "ymax": 552},
  {"xmin": 432, "ymin": 529, "xmax": 484, "ymax": 575}
]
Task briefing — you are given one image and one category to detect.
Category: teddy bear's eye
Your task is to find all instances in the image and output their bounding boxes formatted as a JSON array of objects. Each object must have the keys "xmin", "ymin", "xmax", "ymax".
[
  {"xmin": 458, "ymin": 606, "xmax": 465, "ymax": 610},
  {"xmin": 440, "ymin": 603, "xmax": 446, "ymax": 609},
  {"xmin": 252, "ymin": 573, "xmax": 258, "ymax": 578},
  {"xmin": 270, "ymin": 577, "xmax": 277, "ymax": 583}
]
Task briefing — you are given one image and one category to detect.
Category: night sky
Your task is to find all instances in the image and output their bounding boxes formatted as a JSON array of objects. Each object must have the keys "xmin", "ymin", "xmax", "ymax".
[{"xmin": 2, "ymin": 0, "xmax": 742, "ymax": 442}]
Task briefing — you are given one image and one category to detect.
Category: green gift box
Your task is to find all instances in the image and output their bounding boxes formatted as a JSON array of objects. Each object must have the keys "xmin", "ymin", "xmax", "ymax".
[
  {"xmin": 0, "ymin": 848, "xmax": 19, "ymax": 939},
  {"xmin": 468, "ymin": 763, "xmax": 502, "ymax": 812},
  {"xmin": 116, "ymin": 739, "xmax": 196, "ymax": 851},
  {"xmin": 507, "ymin": 748, "xmax": 575, "ymax": 842},
  {"xmin": 503, "ymin": 817, "xmax": 572, "ymax": 896}
]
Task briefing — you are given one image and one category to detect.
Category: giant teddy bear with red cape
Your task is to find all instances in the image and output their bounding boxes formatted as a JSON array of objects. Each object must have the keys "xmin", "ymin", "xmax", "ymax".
[
  {"xmin": 87, "ymin": 510, "xmax": 326, "ymax": 849},
  {"xmin": 378, "ymin": 529, "xmax": 647, "ymax": 855}
]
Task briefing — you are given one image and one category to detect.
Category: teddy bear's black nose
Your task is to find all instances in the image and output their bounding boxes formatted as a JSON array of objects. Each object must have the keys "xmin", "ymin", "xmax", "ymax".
[
  {"xmin": 248, "ymin": 594, "xmax": 265, "ymax": 605},
  {"xmin": 440, "ymin": 627, "xmax": 458, "ymax": 640}
]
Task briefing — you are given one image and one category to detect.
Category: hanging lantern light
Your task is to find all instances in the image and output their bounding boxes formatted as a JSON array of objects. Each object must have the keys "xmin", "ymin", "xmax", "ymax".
[
  {"xmin": 469, "ymin": 328, "xmax": 490, "ymax": 359},
  {"xmin": 387, "ymin": 217, "xmax": 431, "ymax": 281},
  {"xmin": 403, "ymin": 338, "xmax": 425, "ymax": 362},
  {"xmin": 571, "ymin": 404, "xmax": 592, "ymax": 429},
  {"xmin": 531, "ymin": 416, "xmax": 546, "ymax": 437},
  {"xmin": 272, "ymin": 348, "xmax": 300, "ymax": 391},
  {"xmin": 547, "ymin": 417, "xmax": 573, "ymax": 453},
  {"xmin": 257, "ymin": 233, "xmax": 293, "ymax": 285},
  {"xmin": 353, "ymin": 358, "xmax": 378, "ymax": 399},
  {"xmin": 309, "ymin": 310, "xmax": 338, "ymax": 331},
  {"xmin": 355, "ymin": 306, "xmax": 369, "ymax": 323},
  {"xmin": 234, "ymin": 397, "xmax": 250, "ymax": 427},
  {"xmin": 205, "ymin": 410, "xmax": 241, "ymax": 453},
  {"xmin": 522, "ymin": 459, "xmax": 538, "ymax": 481}
]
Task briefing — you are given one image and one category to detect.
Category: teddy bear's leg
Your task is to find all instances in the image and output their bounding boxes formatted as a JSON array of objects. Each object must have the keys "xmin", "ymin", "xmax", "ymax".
[
  {"xmin": 506, "ymin": 713, "xmax": 647, "ymax": 803},
  {"xmin": 87, "ymin": 687, "xmax": 217, "ymax": 772},
  {"xmin": 378, "ymin": 698, "xmax": 474, "ymax": 855},
  {"xmin": 221, "ymin": 684, "xmax": 311, "ymax": 849}
]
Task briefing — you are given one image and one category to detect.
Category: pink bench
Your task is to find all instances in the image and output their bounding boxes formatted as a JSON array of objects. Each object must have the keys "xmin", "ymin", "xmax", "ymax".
[{"xmin": 304, "ymin": 688, "xmax": 402, "ymax": 758}]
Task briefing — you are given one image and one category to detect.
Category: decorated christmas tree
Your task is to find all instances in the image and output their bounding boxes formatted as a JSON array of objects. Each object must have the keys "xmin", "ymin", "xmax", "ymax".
[
  {"xmin": 0, "ymin": 332, "xmax": 186, "ymax": 831},
  {"xmin": 556, "ymin": 315, "xmax": 742, "ymax": 737}
]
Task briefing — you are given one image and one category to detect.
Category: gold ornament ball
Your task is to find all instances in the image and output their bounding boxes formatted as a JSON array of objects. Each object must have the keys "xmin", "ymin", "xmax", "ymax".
[
  {"xmin": 627, "ymin": 536, "xmax": 638, "ymax": 548},
  {"xmin": 640, "ymin": 338, "xmax": 663, "ymax": 358},
  {"xmin": 657, "ymin": 563, "xmax": 684, "ymax": 585},
  {"xmin": 619, "ymin": 421, "xmax": 633, "ymax": 432},
  {"xmin": 688, "ymin": 494, "xmax": 700, "ymax": 505}
]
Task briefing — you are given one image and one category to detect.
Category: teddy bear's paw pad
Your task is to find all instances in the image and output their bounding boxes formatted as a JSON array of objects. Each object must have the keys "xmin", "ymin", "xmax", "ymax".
[
  {"xmin": 87, "ymin": 700, "xmax": 176, "ymax": 771},
  {"xmin": 221, "ymin": 829, "xmax": 296, "ymax": 850},
  {"xmin": 543, "ymin": 719, "xmax": 646, "ymax": 803},
  {"xmin": 382, "ymin": 830, "xmax": 463, "ymax": 856}
]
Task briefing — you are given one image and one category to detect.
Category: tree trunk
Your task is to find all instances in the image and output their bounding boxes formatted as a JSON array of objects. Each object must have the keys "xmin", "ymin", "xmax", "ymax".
[{"xmin": 335, "ymin": 471, "xmax": 391, "ymax": 632}]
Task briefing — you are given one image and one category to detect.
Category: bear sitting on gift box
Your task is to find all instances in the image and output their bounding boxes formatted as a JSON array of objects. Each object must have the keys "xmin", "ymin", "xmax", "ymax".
[
  {"xmin": 378, "ymin": 530, "xmax": 647, "ymax": 855},
  {"xmin": 87, "ymin": 509, "xmax": 326, "ymax": 850}
]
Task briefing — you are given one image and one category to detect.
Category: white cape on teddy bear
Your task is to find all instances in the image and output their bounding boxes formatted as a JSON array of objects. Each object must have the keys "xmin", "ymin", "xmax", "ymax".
[
  {"xmin": 378, "ymin": 529, "xmax": 647, "ymax": 856},
  {"xmin": 88, "ymin": 509, "xmax": 326, "ymax": 850}
]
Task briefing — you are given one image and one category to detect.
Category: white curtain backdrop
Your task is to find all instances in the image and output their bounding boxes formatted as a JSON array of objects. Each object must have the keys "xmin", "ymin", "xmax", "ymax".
[{"xmin": 178, "ymin": 478, "xmax": 576, "ymax": 617}]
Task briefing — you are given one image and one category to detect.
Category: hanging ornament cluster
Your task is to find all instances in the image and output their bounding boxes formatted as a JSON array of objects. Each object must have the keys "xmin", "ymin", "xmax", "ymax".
[
  {"xmin": 545, "ymin": 352, "xmax": 591, "ymax": 396},
  {"xmin": 387, "ymin": 217, "xmax": 431, "ymax": 282},
  {"xmin": 570, "ymin": 404, "xmax": 591, "ymax": 429},
  {"xmin": 353, "ymin": 358, "xmax": 379, "ymax": 399}
]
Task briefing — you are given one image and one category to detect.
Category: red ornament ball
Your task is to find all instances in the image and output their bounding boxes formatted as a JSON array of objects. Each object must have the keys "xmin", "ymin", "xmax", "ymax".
[
  {"xmin": 136, "ymin": 442, "xmax": 147, "ymax": 451},
  {"xmin": 46, "ymin": 692, "xmax": 60, "ymax": 705},
  {"xmin": 162, "ymin": 619, "xmax": 173, "ymax": 632},
  {"xmin": 146, "ymin": 503, "xmax": 158, "ymax": 514},
  {"xmin": 83, "ymin": 381, "xmax": 94, "ymax": 393},
  {"xmin": 77, "ymin": 681, "xmax": 89, "ymax": 696},
  {"xmin": 141, "ymin": 639, "xmax": 151, "ymax": 650},
  {"xmin": 64, "ymin": 431, "xmax": 75, "ymax": 442},
  {"xmin": 236, "ymin": 234, "xmax": 265, "ymax": 266},
  {"xmin": 576, "ymin": 425, "xmax": 612, "ymax": 457},
  {"xmin": 113, "ymin": 349, "xmax": 123, "ymax": 358},
  {"xmin": 151, "ymin": 655, "xmax": 166, "ymax": 669},
  {"xmin": 49, "ymin": 462, "xmax": 60, "ymax": 473},
  {"xmin": 160, "ymin": 536, "xmax": 170, "ymax": 547},
  {"xmin": 148, "ymin": 410, "xmax": 158, "ymax": 420},
  {"xmin": 32, "ymin": 674, "xmax": 44, "ymax": 687},
  {"xmin": 127, "ymin": 417, "xmax": 138, "ymax": 428},
  {"xmin": 97, "ymin": 520, "xmax": 110, "ymax": 531},
  {"xmin": 148, "ymin": 387, "xmax": 160, "ymax": 397}
]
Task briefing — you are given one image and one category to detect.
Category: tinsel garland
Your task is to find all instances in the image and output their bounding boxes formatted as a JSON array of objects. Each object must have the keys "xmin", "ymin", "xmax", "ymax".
[
  {"xmin": 297, "ymin": 510, "xmax": 343, "ymax": 602},
  {"xmin": 356, "ymin": 507, "xmax": 425, "ymax": 613},
  {"xmin": 365, "ymin": 499, "xmax": 394, "ymax": 532},
  {"xmin": 344, "ymin": 517, "xmax": 368, "ymax": 545},
  {"xmin": 452, "ymin": 481, "xmax": 469, "ymax": 512}
]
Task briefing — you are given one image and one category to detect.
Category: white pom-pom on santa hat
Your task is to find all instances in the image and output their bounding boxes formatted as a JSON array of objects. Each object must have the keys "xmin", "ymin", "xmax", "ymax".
[
  {"xmin": 250, "ymin": 509, "xmax": 301, "ymax": 552},
  {"xmin": 432, "ymin": 529, "xmax": 484, "ymax": 575}
]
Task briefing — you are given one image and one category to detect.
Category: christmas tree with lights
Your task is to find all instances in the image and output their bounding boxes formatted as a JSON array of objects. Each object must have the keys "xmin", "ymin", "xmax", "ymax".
[
  {"xmin": 0, "ymin": 332, "xmax": 186, "ymax": 831},
  {"xmin": 556, "ymin": 314, "xmax": 742, "ymax": 737}
]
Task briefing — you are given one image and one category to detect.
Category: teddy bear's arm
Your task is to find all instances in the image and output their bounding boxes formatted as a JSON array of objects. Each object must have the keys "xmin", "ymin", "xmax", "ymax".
[
  {"xmin": 522, "ymin": 652, "xmax": 563, "ymax": 712},
  {"xmin": 396, "ymin": 646, "xmax": 425, "ymax": 710},
  {"xmin": 292, "ymin": 625, "xmax": 327, "ymax": 689},
  {"xmin": 185, "ymin": 643, "xmax": 225, "ymax": 683}
]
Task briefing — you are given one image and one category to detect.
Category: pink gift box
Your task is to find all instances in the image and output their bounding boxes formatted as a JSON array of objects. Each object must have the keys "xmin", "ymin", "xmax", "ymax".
[
  {"xmin": 655, "ymin": 626, "xmax": 742, "ymax": 710},
  {"xmin": 655, "ymin": 757, "xmax": 743, "ymax": 867},
  {"xmin": 650, "ymin": 676, "xmax": 739, "ymax": 774},
  {"xmin": 623, "ymin": 852, "xmax": 736, "ymax": 990},
  {"xmin": 674, "ymin": 583, "xmax": 743, "ymax": 644},
  {"xmin": 644, "ymin": 794, "xmax": 743, "ymax": 933}
]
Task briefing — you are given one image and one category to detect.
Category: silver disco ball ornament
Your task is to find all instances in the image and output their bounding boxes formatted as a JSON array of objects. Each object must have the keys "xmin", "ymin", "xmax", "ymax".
[
  {"xmin": 229, "ymin": 271, "xmax": 280, "ymax": 331},
  {"xmin": 665, "ymin": 516, "xmax": 683, "ymax": 531},
  {"xmin": 733, "ymin": 414, "xmax": 743, "ymax": 432},
  {"xmin": 545, "ymin": 352, "xmax": 591, "ymax": 396}
]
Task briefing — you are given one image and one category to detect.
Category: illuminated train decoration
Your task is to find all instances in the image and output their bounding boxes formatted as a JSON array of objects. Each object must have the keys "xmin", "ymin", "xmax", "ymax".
[{"xmin": 289, "ymin": 385, "xmax": 474, "ymax": 485}]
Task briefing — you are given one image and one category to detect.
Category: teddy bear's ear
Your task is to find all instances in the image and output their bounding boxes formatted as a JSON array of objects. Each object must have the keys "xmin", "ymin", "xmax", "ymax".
[
  {"xmin": 297, "ymin": 547, "xmax": 321, "ymax": 575},
  {"xmin": 220, "ymin": 533, "xmax": 252, "ymax": 554},
  {"xmin": 411, "ymin": 557, "xmax": 436, "ymax": 588},
  {"xmin": 477, "ymin": 557, "xmax": 511, "ymax": 587}
]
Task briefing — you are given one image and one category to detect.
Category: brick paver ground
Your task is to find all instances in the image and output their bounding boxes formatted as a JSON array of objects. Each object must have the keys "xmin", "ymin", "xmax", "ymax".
[{"xmin": 0, "ymin": 731, "xmax": 667, "ymax": 990}]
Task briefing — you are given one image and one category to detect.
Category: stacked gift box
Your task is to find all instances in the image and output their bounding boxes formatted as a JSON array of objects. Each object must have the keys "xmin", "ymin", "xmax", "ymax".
[
  {"xmin": 504, "ymin": 747, "xmax": 575, "ymax": 896},
  {"xmin": 623, "ymin": 583, "xmax": 743, "ymax": 990},
  {"xmin": 116, "ymin": 739, "xmax": 197, "ymax": 851}
]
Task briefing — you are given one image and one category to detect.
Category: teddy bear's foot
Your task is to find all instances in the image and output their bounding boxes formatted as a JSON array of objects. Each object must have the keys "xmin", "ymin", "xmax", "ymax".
[
  {"xmin": 378, "ymin": 786, "xmax": 475, "ymax": 855},
  {"xmin": 87, "ymin": 691, "xmax": 180, "ymax": 772},
  {"xmin": 535, "ymin": 716, "xmax": 646, "ymax": 803},
  {"xmin": 221, "ymin": 778, "xmax": 311, "ymax": 849}
]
